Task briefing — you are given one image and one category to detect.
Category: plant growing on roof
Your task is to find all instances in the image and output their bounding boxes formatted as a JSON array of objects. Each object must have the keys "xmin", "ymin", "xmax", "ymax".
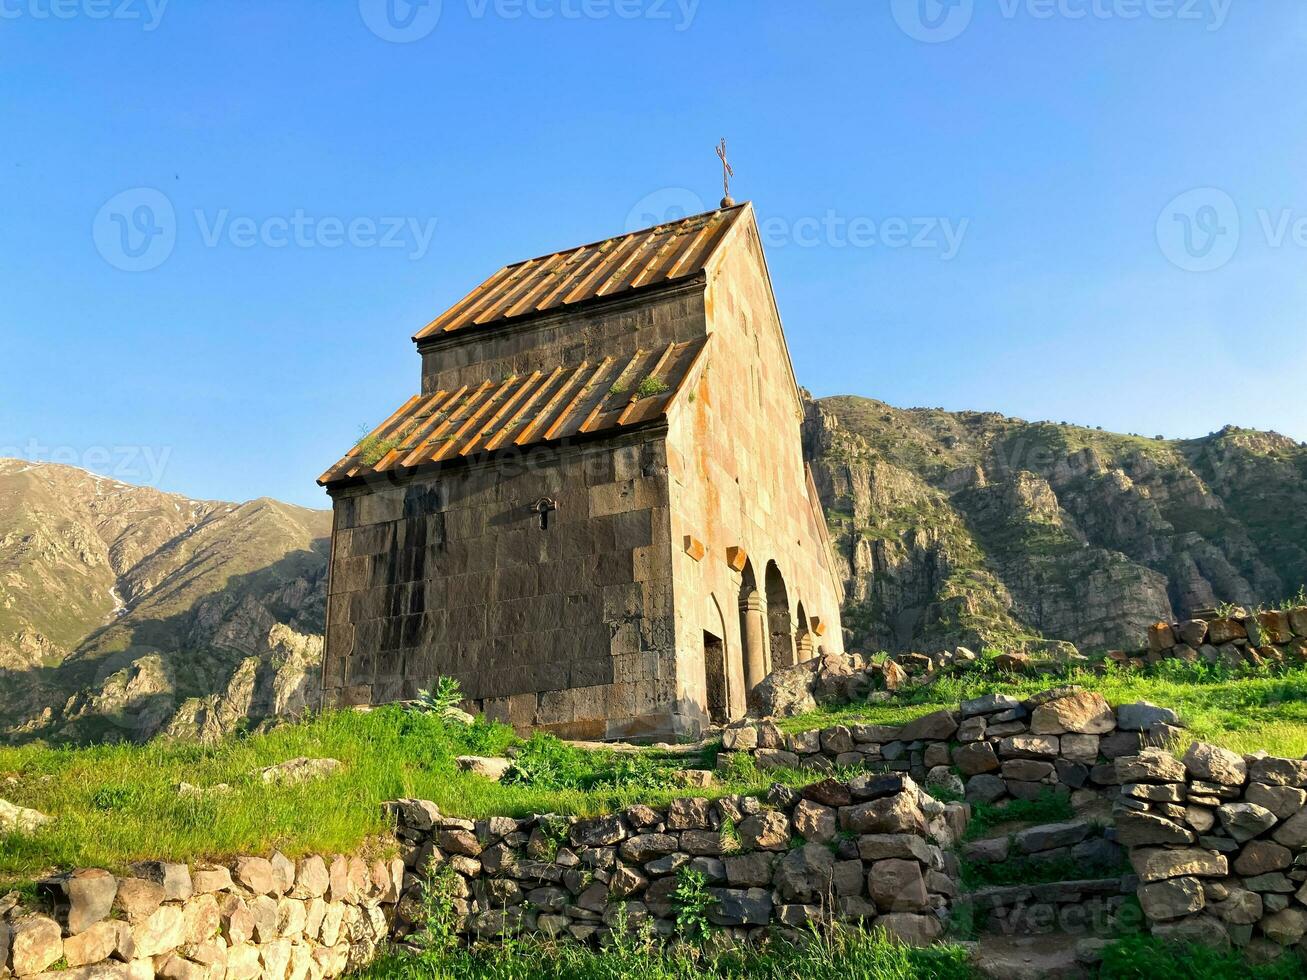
[
  {"xmin": 356, "ymin": 434, "xmax": 402, "ymax": 467},
  {"xmin": 635, "ymin": 375, "xmax": 670, "ymax": 398}
]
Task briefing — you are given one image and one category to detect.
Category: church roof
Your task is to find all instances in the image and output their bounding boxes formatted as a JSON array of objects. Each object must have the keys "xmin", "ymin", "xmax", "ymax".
[
  {"xmin": 318, "ymin": 338, "xmax": 706, "ymax": 486},
  {"xmin": 413, "ymin": 204, "xmax": 748, "ymax": 340}
]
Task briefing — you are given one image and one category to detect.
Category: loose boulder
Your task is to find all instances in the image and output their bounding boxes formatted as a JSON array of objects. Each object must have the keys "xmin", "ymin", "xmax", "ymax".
[{"xmin": 1030, "ymin": 690, "xmax": 1115, "ymax": 735}]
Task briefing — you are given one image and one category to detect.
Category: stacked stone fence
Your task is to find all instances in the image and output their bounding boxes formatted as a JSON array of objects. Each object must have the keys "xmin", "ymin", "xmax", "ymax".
[
  {"xmin": 10, "ymin": 685, "xmax": 1307, "ymax": 974},
  {"xmin": 724, "ymin": 684, "xmax": 1307, "ymax": 961},
  {"xmin": 720, "ymin": 687, "xmax": 1184, "ymax": 807},
  {"xmin": 387, "ymin": 778, "xmax": 970, "ymax": 949},
  {"xmin": 750, "ymin": 606, "xmax": 1307, "ymax": 710},
  {"xmin": 1123, "ymin": 606, "xmax": 1307, "ymax": 672},
  {"xmin": 0, "ymin": 853, "xmax": 401, "ymax": 980}
]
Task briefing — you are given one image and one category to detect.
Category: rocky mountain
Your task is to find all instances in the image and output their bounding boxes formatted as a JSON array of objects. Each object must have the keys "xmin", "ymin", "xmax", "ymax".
[
  {"xmin": 0, "ymin": 459, "xmax": 330, "ymax": 744},
  {"xmin": 4, "ymin": 394, "xmax": 1305, "ymax": 743},
  {"xmin": 805, "ymin": 396, "xmax": 1307, "ymax": 657}
]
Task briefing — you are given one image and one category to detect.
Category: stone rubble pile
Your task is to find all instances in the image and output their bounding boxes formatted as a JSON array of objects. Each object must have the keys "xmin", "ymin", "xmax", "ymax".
[
  {"xmin": 747, "ymin": 648, "xmax": 1091, "ymax": 720},
  {"xmin": 0, "ymin": 853, "xmax": 400, "ymax": 980},
  {"xmin": 388, "ymin": 775, "xmax": 970, "ymax": 948}
]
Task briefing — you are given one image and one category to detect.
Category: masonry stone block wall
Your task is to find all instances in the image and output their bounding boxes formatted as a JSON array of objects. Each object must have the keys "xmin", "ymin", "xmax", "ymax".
[
  {"xmin": 322, "ymin": 433, "xmax": 678, "ymax": 740},
  {"xmin": 387, "ymin": 777, "xmax": 968, "ymax": 948},
  {"xmin": 12, "ymin": 686, "xmax": 1307, "ymax": 975},
  {"xmin": 664, "ymin": 219, "xmax": 846, "ymax": 731},
  {"xmin": 418, "ymin": 285, "xmax": 706, "ymax": 396},
  {"xmin": 323, "ymin": 205, "xmax": 847, "ymax": 741},
  {"xmin": 0, "ymin": 852, "xmax": 400, "ymax": 980}
]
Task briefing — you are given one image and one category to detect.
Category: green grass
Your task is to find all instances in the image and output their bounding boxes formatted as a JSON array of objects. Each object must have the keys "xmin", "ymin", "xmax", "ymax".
[
  {"xmin": 779, "ymin": 661, "xmax": 1307, "ymax": 756},
  {"xmin": 1099, "ymin": 934, "xmax": 1307, "ymax": 979},
  {"xmin": 0, "ymin": 707, "xmax": 830, "ymax": 888},
  {"xmin": 354, "ymin": 928, "xmax": 977, "ymax": 980},
  {"xmin": 959, "ymin": 851, "xmax": 1126, "ymax": 889},
  {"xmin": 962, "ymin": 790, "xmax": 1074, "ymax": 841}
]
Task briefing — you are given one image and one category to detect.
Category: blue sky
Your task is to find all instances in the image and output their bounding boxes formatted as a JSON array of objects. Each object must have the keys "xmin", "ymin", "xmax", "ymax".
[{"xmin": 3, "ymin": 0, "xmax": 1305, "ymax": 508}]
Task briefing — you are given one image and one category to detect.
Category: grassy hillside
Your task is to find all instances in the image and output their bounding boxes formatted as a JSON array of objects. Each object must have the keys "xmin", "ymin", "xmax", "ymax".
[{"xmin": 4, "ymin": 663, "xmax": 1307, "ymax": 888}]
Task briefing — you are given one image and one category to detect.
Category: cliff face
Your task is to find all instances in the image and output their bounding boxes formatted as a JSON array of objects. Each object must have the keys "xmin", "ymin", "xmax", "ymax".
[
  {"xmin": 804, "ymin": 396, "xmax": 1307, "ymax": 656},
  {"xmin": 0, "ymin": 460, "xmax": 330, "ymax": 743},
  {"xmin": 4, "ymin": 391, "xmax": 1306, "ymax": 741}
]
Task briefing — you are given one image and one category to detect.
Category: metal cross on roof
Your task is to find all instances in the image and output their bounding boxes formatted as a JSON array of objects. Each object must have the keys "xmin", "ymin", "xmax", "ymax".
[{"xmin": 716, "ymin": 138, "xmax": 735, "ymax": 208}]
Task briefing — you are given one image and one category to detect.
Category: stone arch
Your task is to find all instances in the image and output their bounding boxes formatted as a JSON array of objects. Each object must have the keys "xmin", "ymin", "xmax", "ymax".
[
  {"xmin": 765, "ymin": 560, "xmax": 795, "ymax": 670},
  {"xmin": 738, "ymin": 559, "xmax": 768, "ymax": 695},
  {"xmin": 795, "ymin": 601, "xmax": 815, "ymax": 662}
]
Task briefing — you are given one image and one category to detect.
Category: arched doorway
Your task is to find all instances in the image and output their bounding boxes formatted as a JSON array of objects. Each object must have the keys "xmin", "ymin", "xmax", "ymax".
[
  {"xmin": 765, "ymin": 561, "xmax": 795, "ymax": 670},
  {"xmin": 738, "ymin": 560, "xmax": 768, "ymax": 694},
  {"xmin": 702, "ymin": 594, "xmax": 736, "ymax": 725},
  {"xmin": 795, "ymin": 602, "xmax": 815, "ymax": 662}
]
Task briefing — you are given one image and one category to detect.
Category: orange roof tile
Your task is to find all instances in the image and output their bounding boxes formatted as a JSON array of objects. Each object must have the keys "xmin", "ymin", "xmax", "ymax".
[
  {"xmin": 413, "ymin": 205, "xmax": 747, "ymax": 340},
  {"xmin": 319, "ymin": 339, "xmax": 706, "ymax": 487}
]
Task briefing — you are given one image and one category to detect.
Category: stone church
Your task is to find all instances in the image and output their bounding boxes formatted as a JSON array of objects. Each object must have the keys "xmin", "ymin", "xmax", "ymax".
[{"xmin": 318, "ymin": 202, "xmax": 844, "ymax": 740}]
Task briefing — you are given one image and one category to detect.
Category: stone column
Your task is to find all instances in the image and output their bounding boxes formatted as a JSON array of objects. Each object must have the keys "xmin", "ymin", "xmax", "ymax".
[
  {"xmin": 796, "ymin": 629, "xmax": 815, "ymax": 662},
  {"xmin": 741, "ymin": 591, "xmax": 768, "ymax": 692}
]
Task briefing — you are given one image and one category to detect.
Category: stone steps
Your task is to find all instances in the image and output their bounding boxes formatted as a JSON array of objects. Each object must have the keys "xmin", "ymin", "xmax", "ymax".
[
  {"xmin": 956, "ymin": 820, "xmax": 1135, "ymax": 939},
  {"xmin": 956, "ymin": 872, "xmax": 1139, "ymax": 946},
  {"xmin": 970, "ymin": 932, "xmax": 1104, "ymax": 980},
  {"xmin": 959, "ymin": 818, "xmax": 1125, "ymax": 873}
]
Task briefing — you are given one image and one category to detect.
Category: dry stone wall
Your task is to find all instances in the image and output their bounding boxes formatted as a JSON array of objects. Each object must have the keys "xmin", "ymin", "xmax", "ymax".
[
  {"xmin": 11, "ymin": 682, "xmax": 1307, "ymax": 974},
  {"xmin": 388, "ymin": 780, "xmax": 970, "ymax": 948},
  {"xmin": 0, "ymin": 852, "xmax": 401, "ymax": 980},
  {"xmin": 1126, "ymin": 607, "xmax": 1307, "ymax": 671},
  {"xmin": 1113, "ymin": 742, "xmax": 1307, "ymax": 961},
  {"xmin": 721, "ymin": 686, "xmax": 1183, "ymax": 808},
  {"xmin": 725, "ymin": 684, "xmax": 1307, "ymax": 960}
]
